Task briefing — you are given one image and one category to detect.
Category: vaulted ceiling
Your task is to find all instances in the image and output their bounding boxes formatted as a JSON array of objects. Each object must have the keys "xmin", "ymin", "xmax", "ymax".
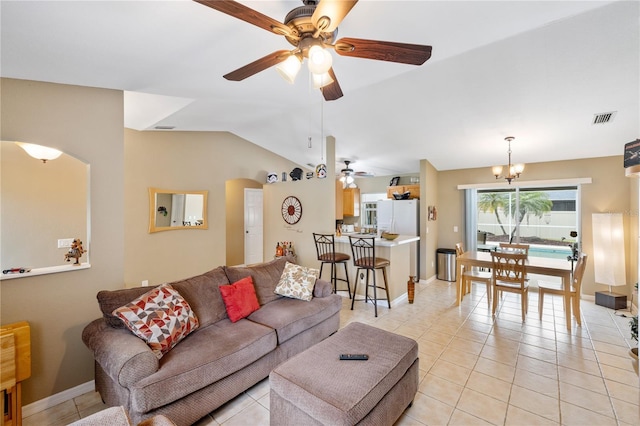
[{"xmin": 2, "ymin": 1, "xmax": 638, "ymax": 176}]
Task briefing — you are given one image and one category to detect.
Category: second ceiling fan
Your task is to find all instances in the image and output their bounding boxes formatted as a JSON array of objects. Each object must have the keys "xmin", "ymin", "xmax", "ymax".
[{"xmin": 195, "ymin": 0, "xmax": 432, "ymax": 101}]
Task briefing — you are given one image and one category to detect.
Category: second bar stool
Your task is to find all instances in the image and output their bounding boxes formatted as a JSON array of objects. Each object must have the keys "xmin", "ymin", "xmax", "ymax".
[{"xmin": 349, "ymin": 235, "xmax": 391, "ymax": 317}]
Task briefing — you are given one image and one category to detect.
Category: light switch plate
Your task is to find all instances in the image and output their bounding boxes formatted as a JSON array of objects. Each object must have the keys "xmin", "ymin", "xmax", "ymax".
[{"xmin": 57, "ymin": 238, "xmax": 74, "ymax": 248}]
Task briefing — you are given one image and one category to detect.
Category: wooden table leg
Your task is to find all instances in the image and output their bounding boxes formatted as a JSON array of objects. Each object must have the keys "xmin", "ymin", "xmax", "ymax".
[{"xmin": 456, "ymin": 261, "xmax": 463, "ymax": 305}]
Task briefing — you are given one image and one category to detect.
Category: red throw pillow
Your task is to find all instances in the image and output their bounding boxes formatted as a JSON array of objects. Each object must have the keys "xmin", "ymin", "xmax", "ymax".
[{"xmin": 219, "ymin": 276, "xmax": 260, "ymax": 322}]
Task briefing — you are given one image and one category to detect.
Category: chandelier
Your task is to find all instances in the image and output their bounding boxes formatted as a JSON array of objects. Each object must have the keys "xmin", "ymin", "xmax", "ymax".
[{"xmin": 491, "ymin": 136, "xmax": 524, "ymax": 184}]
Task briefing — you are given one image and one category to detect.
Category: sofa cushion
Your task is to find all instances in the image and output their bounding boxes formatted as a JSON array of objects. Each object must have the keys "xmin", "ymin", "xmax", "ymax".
[
  {"xmin": 130, "ymin": 319, "xmax": 277, "ymax": 414},
  {"xmin": 224, "ymin": 256, "xmax": 293, "ymax": 306},
  {"xmin": 98, "ymin": 286, "xmax": 159, "ymax": 328},
  {"xmin": 274, "ymin": 262, "xmax": 319, "ymax": 301},
  {"xmin": 247, "ymin": 293, "xmax": 342, "ymax": 344},
  {"xmin": 113, "ymin": 284, "xmax": 199, "ymax": 359},
  {"xmin": 219, "ymin": 276, "xmax": 260, "ymax": 322},
  {"xmin": 169, "ymin": 266, "xmax": 230, "ymax": 328}
]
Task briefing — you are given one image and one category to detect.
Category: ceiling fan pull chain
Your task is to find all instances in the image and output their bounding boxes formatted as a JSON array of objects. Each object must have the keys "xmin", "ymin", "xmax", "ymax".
[{"xmin": 320, "ymin": 98, "xmax": 324, "ymax": 162}]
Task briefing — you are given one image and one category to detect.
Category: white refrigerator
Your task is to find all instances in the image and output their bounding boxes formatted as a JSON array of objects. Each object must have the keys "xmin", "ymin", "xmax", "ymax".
[{"xmin": 376, "ymin": 199, "xmax": 420, "ymax": 277}]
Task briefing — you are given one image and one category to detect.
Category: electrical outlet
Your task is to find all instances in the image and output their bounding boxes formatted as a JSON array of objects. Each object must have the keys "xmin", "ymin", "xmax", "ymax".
[
  {"xmin": 57, "ymin": 238, "xmax": 74, "ymax": 249},
  {"xmin": 141, "ymin": 280, "xmax": 149, "ymax": 287}
]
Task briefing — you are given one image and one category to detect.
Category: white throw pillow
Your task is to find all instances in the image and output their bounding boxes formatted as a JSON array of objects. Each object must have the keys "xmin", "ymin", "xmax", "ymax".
[{"xmin": 274, "ymin": 262, "xmax": 319, "ymax": 301}]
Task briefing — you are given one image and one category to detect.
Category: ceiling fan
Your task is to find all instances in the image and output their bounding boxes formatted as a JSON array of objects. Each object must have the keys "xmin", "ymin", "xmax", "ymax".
[
  {"xmin": 194, "ymin": 0, "xmax": 432, "ymax": 101},
  {"xmin": 339, "ymin": 160, "xmax": 372, "ymax": 186}
]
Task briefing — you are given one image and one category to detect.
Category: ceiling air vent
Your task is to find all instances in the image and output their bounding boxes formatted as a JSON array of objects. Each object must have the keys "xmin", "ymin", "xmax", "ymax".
[
  {"xmin": 154, "ymin": 125, "xmax": 175, "ymax": 130},
  {"xmin": 592, "ymin": 111, "xmax": 616, "ymax": 125}
]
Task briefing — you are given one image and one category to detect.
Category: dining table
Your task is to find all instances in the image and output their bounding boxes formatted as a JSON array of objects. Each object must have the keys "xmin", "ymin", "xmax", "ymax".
[{"xmin": 456, "ymin": 250, "xmax": 575, "ymax": 330}]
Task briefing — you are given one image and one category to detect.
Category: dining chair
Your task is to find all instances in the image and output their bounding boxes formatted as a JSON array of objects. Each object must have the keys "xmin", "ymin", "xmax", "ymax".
[
  {"xmin": 538, "ymin": 253, "xmax": 588, "ymax": 325},
  {"xmin": 312, "ymin": 233, "xmax": 352, "ymax": 298},
  {"xmin": 455, "ymin": 243, "xmax": 492, "ymax": 307},
  {"xmin": 491, "ymin": 251, "xmax": 529, "ymax": 321},
  {"xmin": 499, "ymin": 242, "xmax": 530, "ymax": 256},
  {"xmin": 349, "ymin": 236, "xmax": 390, "ymax": 317}
]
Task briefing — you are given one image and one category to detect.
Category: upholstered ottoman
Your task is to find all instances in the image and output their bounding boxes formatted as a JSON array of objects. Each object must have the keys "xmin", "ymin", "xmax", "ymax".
[{"xmin": 270, "ymin": 321, "xmax": 419, "ymax": 425}]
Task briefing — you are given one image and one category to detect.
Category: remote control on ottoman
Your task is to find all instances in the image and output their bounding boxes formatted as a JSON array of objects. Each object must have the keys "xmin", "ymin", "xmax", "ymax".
[{"xmin": 339, "ymin": 354, "xmax": 369, "ymax": 360}]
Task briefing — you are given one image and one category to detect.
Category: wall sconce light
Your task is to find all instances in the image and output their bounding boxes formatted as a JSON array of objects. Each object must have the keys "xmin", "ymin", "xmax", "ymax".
[{"xmin": 16, "ymin": 142, "xmax": 62, "ymax": 163}]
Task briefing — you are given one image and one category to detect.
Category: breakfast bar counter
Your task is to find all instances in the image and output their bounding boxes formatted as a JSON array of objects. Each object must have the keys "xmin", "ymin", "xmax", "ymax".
[{"xmin": 334, "ymin": 234, "xmax": 420, "ymax": 304}]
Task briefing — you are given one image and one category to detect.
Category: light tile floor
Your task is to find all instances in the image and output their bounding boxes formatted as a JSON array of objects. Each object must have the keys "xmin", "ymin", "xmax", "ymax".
[{"xmin": 26, "ymin": 278, "xmax": 639, "ymax": 426}]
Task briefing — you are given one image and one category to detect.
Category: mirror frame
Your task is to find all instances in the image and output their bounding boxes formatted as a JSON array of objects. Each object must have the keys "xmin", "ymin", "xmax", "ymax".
[{"xmin": 148, "ymin": 187, "xmax": 208, "ymax": 233}]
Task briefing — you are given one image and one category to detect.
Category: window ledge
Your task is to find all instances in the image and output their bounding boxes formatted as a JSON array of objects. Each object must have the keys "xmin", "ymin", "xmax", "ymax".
[{"xmin": 1, "ymin": 263, "xmax": 91, "ymax": 280}]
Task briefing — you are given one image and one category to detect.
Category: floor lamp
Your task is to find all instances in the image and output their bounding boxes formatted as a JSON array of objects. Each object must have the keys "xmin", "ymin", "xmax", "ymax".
[{"xmin": 592, "ymin": 213, "xmax": 627, "ymax": 310}]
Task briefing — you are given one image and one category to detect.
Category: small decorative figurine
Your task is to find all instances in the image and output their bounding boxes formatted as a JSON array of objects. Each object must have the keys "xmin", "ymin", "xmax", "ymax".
[
  {"xmin": 289, "ymin": 167, "xmax": 303, "ymax": 181},
  {"xmin": 316, "ymin": 163, "xmax": 327, "ymax": 179},
  {"xmin": 64, "ymin": 238, "xmax": 86, "ymax": 265}
]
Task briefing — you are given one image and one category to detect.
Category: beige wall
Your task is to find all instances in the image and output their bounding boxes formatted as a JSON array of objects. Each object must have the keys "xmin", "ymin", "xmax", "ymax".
[
  {"xmin": 1, "ymin": 142, "xmax": 87, "ymax": 268},
  {"xmin": 0, "ymin": 78, "xmax": 124, "ymax": 404},
  {"xmin": 420, "ymin": 160, "xmax": 439, "ymax": 280},
  {"xmin": 263, "ymin": 137, "xmax": 336, "ymax": 269},
  {"xmin": 437, "ymin": 156, "xmax": 634, "ymax": 297},
  {"xmin": 124, "ymin": 129, "xmax": 300, "ymax": 286}
]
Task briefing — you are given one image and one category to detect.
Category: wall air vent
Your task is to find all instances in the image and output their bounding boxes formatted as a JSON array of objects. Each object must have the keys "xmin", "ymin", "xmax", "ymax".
[
  {"xmin": 154, "ymin": 125, "xmax": 176, "ymax": 130},
  {"xmin": 592, "ymin": 111, "xmax": 616, "ymax": 125}
]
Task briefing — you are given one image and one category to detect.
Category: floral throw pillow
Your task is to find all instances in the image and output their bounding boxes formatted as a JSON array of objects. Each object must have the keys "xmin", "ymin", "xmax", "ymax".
[
  {"xmin": 274, "ymin": 262, "xmax": 319, "ymax": 301},
  {"xmin": 113, "ymin": 284, "xmax": 199, "ymax": 359}
]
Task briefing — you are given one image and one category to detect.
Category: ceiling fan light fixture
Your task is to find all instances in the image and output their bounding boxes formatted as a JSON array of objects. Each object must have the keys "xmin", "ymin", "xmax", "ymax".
[
  {"xmin": 307, "ymin": 45, "xmax": 332, "ymax": 74},
  {"xmin": 276, "ymin": 55, "xmax": 302, "ymax": 84},
  {"xmin": 312, "ymin": 71, "xmax": 334, "ymax": 88}
]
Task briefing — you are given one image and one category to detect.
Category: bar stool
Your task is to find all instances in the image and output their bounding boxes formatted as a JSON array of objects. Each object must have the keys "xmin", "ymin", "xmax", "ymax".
[
  {"xmin": 349, "ymin": 236, "xmax": 390, "ymax": 317},
  {"xmin": 312, "ymin": 233, "xmax": 351, "ymax": 298}
]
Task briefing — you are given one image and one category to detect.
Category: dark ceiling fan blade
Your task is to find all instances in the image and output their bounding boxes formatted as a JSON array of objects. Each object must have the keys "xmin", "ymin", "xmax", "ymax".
[
  {"xmin": 333, "ymin": 37, "xmax": 432, "ymax": 65},
  {"xmin": 312, "ymin": 0, "xmax": 358, "ymax": 33},
  {"xmin": 321, "ymin": 68, "xmax": 343, "ymax": 101},
  {"xmin": 194, "ymin": 0, "xmax": 295, "ymax": 37},
  {"xmin": 223, "ymin": 50, "xmax": 292, "ymax": 81}
]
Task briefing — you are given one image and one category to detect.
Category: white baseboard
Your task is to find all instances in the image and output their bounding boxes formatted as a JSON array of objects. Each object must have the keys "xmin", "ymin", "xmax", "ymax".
[{"xmin": 22, "ymin": 380, "xmax": 95, "ymax": 418}]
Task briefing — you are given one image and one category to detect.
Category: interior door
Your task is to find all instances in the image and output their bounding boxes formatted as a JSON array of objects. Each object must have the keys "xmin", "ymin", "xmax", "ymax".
[{"xmin": 244, "ymin": 188, "xmax": 263, "ymax": 265}]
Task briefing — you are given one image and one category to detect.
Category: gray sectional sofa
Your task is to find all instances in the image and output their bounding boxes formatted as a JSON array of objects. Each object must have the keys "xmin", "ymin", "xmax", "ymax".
[{"xmin": 82, "ymin": 256, "xmax": 342, "ymax": 425}]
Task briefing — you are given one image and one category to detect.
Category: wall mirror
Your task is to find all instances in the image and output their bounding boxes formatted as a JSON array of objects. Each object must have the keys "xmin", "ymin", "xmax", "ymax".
[
  {"xmin": 1, "ymin": 141, "xmax": 90, "ymax": 278},
  {"xmin": 149, "ymin": 187, "xmax": 208, "ymax": 233}
]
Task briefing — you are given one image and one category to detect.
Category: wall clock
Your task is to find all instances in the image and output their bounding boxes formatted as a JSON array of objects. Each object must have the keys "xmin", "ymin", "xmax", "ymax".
[{"xmin": 281, "ymin": 196, "xmax": 302, "ymax": 225}]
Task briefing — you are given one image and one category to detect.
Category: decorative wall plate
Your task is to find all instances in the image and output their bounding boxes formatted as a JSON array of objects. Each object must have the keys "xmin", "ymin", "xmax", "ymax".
[{"xmin": 281, "ymin": 196, "xmax": 302, "ymax": 225}]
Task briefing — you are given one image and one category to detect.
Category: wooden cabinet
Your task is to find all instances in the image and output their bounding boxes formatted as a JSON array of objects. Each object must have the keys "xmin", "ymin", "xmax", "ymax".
[
  {"xmin": 387, "ymin": 184, "xmax": 420, "ymax": 199},
  {"xmin": 343, "ymin": 188, "xmax": 360, "ymax": 217}
]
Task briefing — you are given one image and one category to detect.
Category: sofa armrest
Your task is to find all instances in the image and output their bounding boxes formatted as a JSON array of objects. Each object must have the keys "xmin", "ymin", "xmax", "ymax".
[
  {"xmin": 82, "ymin": 319, "xmax": 159, "ymax": 388},
  {"xmin": 313, "ymin": 279, "xmax": 333, "ymax": 298}
]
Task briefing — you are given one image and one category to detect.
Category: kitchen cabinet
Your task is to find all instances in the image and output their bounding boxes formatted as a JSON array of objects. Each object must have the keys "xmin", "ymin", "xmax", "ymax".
[
  {"xmin": 387, "ymin": 184, "xmax": 420, "ymax": 199},
  {"xmin": 343, "ymin": 188, "xmax": 360, "ymax": 217}
]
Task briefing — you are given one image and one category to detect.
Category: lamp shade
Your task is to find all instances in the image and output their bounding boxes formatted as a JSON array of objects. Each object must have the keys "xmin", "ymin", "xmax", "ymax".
[
  {"xmin": 16, "ymin": 142, "xmax": 62, "ymax": 162},
  {"xmin": 592, "ymin": 213, "xmax": 626, "ymax": 286},
  {"xmin": 276, "ymin": 55, "xmax": 301, "ymax": 84},
  {"xmin": 312, "ymin": 71, "xmax": 334, "ymax": 88},
  {"xmin": 308, "ymin": 45, "xmax": 332, "ymax": 74}
]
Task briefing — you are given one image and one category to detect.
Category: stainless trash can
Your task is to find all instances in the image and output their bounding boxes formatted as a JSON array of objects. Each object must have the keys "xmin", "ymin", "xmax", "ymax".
[{"xmin": 436, "ymin": 248, "xmax": 456, "ymax": 282}]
